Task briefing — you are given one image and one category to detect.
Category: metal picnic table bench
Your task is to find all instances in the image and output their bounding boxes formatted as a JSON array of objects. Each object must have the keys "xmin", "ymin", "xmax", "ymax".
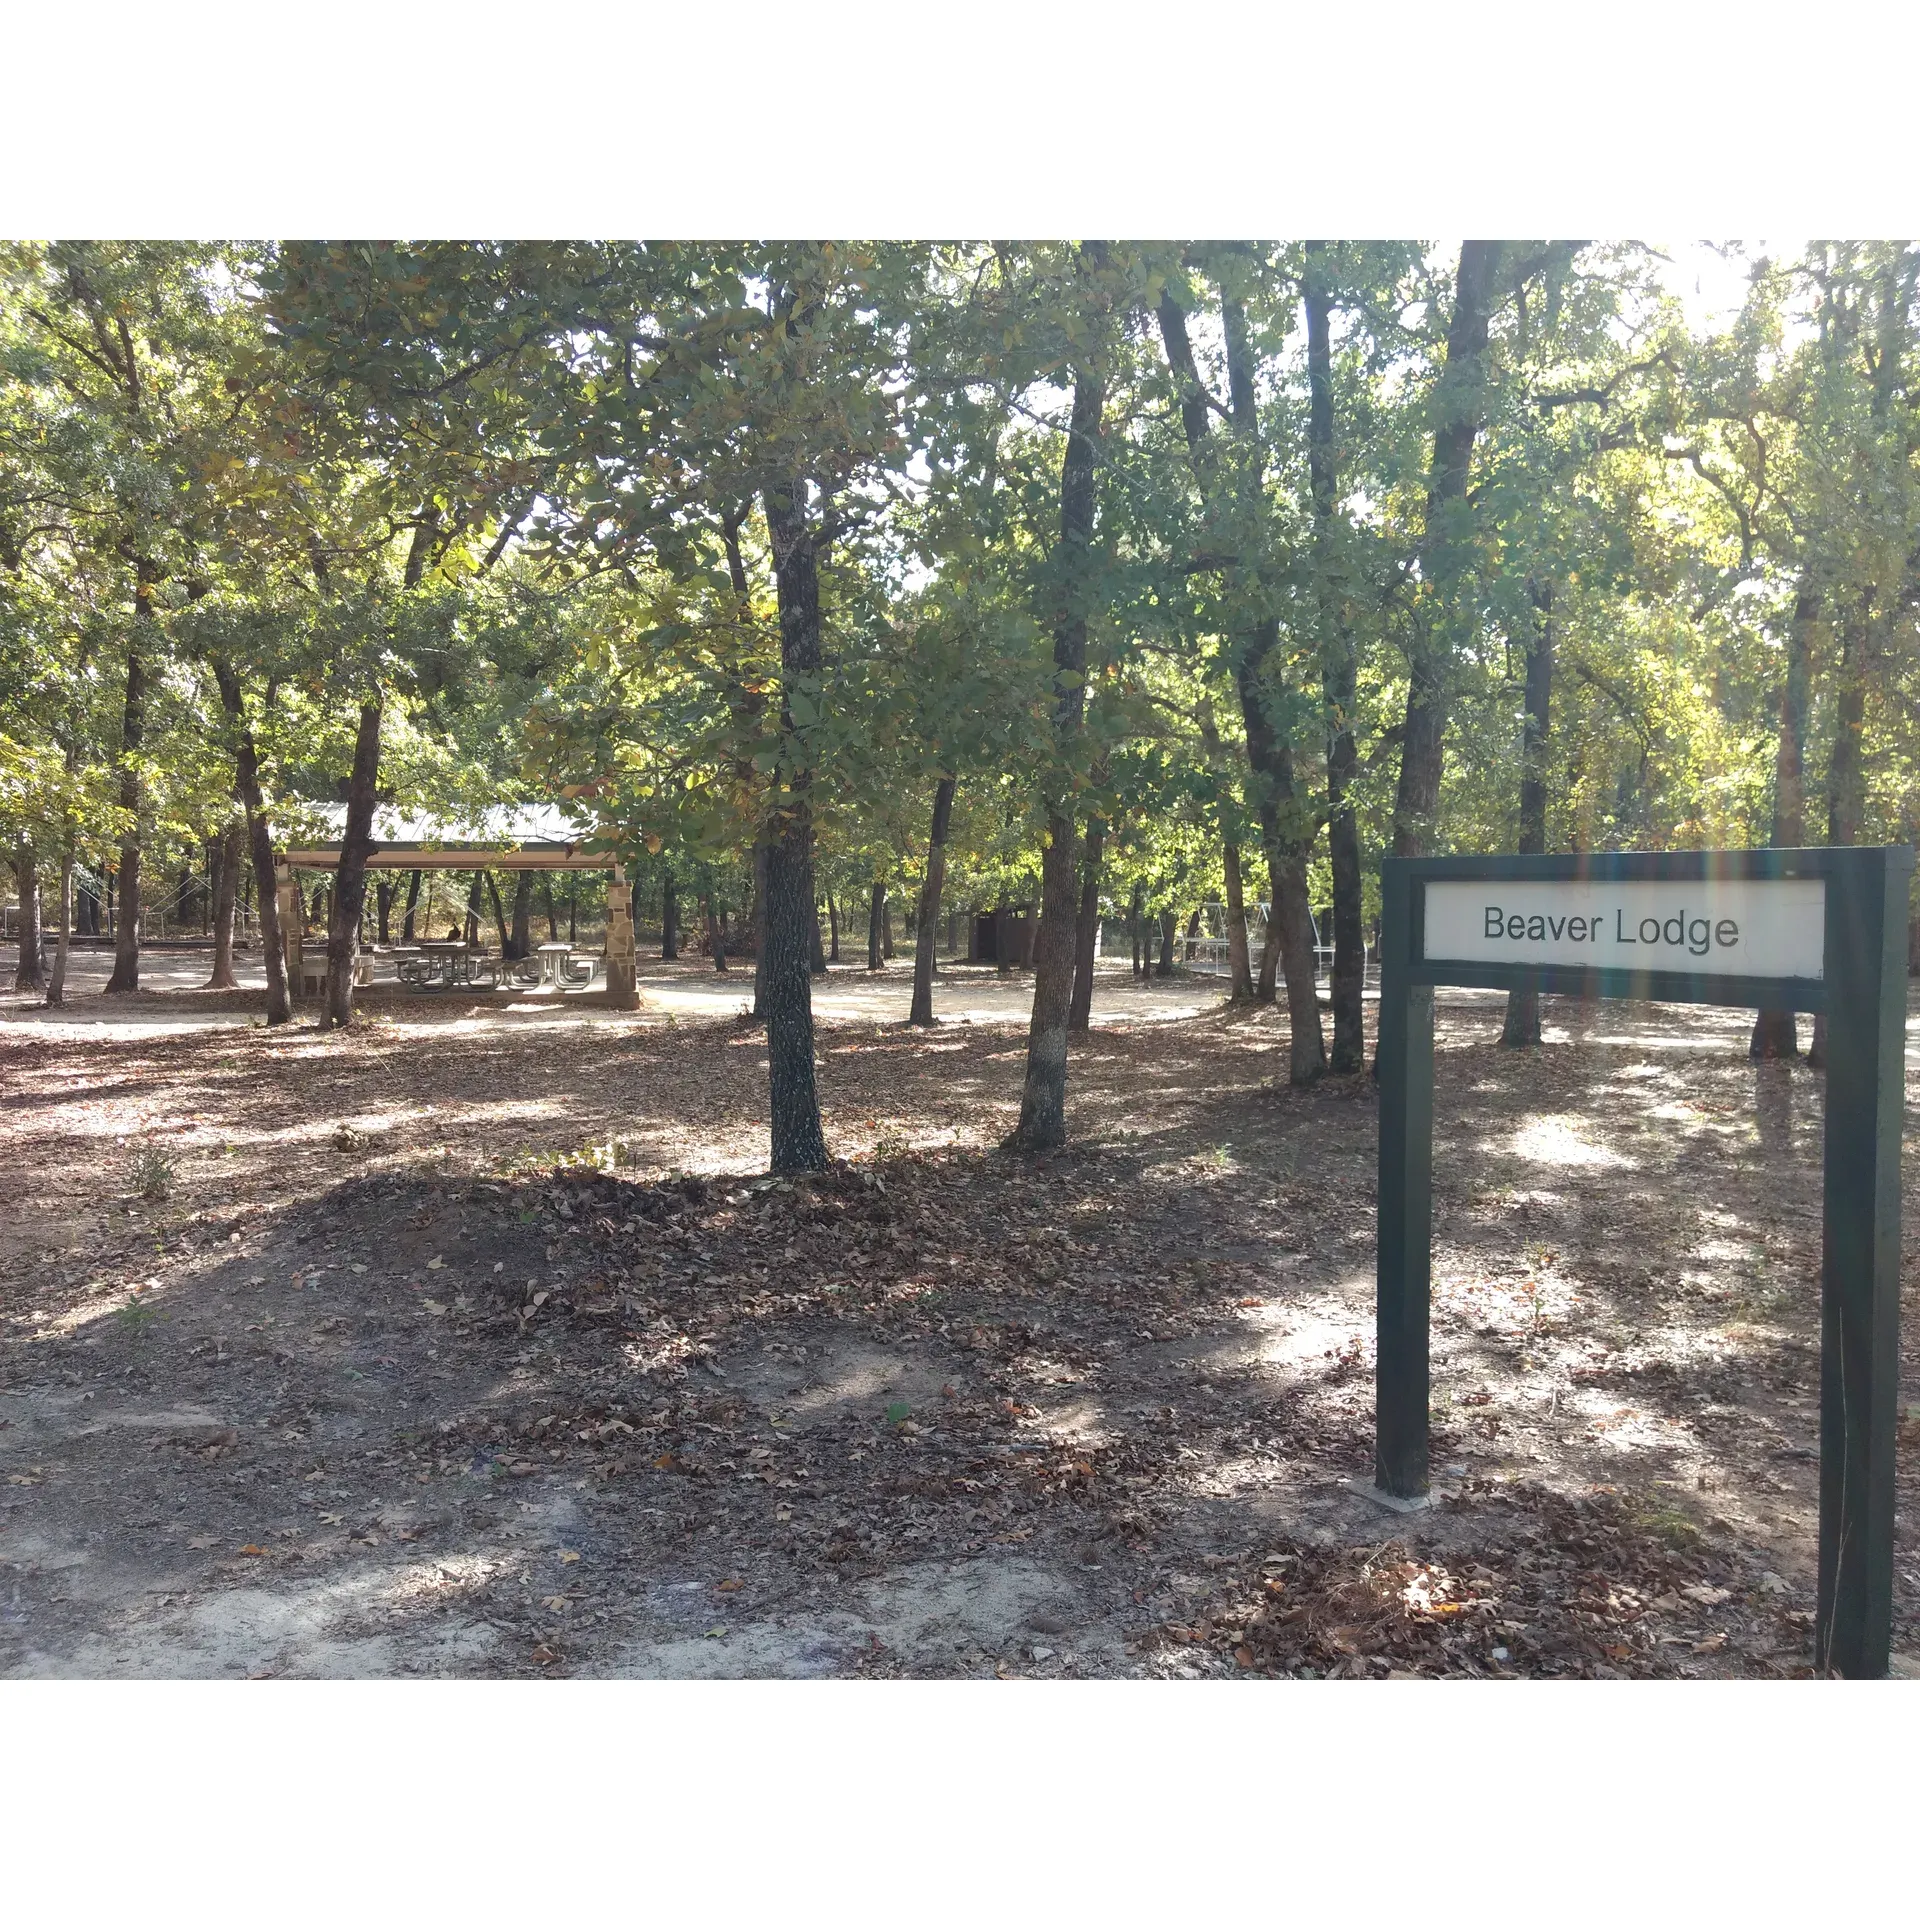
[
  {"xmin": 395, "ymin": 942, "xmax": 499, "ymax": 992},
  {"xmin": 529, "ymin": 941, "xmax": 602, "ymax": 989},
  {"xmin": 296, "ymin": 949, "xmax": 375, "ymax": 995}
]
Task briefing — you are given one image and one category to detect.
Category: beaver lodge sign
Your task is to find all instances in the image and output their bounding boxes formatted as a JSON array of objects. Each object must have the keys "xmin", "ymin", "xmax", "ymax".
[
  {"xmin": 1374, "ymin": 848, "xmax": 1909, "ymax": 1678},
  {"xmin": 1426, "ymin": 876, "xmax": 1827, "ymax": 980}
]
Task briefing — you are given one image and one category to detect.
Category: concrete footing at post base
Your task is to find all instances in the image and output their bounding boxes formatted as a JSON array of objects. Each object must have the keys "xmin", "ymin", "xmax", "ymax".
[
  {"xmin": 1343, "ymin": 1476, "xmax": 1438, "ymax": 1515},
  {"xmin": 604, "ymin": 956, "xmax": 639, "ymax": 1010}
]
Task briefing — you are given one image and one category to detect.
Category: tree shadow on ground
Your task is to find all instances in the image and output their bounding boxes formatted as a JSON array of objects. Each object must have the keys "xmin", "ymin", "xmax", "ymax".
[
  {"xmin": 3, "ymin": 989, "xmax": 1906, "ymax": 1678},
  {"xmin": 0, "ymin": 1123, "xmax": 1840, "ymax": 1678}
]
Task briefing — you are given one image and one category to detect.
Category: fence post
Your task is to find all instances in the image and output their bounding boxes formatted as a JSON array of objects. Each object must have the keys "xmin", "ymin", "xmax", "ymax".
[
  {"xmin": 1375, "ymin": 859, "xmax": 1434, "ymax": 1499},
  {"xmin": 1815, "ymin": 845, "xmax": 1909, "ymax": 1677}
]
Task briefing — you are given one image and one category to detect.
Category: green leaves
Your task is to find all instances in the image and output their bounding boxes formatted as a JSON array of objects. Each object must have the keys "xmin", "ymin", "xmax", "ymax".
[{"xmin": 9, "ymin": 236, "xmax": 1920, "ymax": 964}]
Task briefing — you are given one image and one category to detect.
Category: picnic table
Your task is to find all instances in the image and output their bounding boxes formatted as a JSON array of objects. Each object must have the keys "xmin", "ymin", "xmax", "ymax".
[
  {"xmin": 396, "ymin": 942, "xmax": 498, "ymax": 992},
  {"xmin": 296, "ymin": 949, "xmax": 375, "ymax": 994},
  {"xmin": 531, "ymin": 941, "xmax": 600, "ymax": 987},
  {"xmin": 535, "ymin": 942, "xmax": 602, "ymax": 989}
]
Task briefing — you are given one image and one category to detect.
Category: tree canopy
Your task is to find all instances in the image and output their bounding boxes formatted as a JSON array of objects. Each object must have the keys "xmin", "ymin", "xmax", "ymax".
[{"xmin": 8, "ymin": 239, "xmax": 1920, "ymax": 1153}]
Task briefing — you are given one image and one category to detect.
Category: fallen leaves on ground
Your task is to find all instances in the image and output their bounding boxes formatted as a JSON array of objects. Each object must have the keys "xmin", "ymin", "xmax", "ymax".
[{"xmin": 1131, "ymin": 1488, "xmax": 1811, "ymax": 1678}]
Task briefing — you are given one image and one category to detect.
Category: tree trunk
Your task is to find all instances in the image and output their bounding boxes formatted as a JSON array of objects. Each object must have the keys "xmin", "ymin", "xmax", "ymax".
[
  {"xmin": 485, "ymin": 873, "xmax": 511, "ymax": 954},
  {"xmin": 1160, "ymin": 282, "xmax": 1323, "ymax": 1078},
  {"xmin": 810, "ymin": 900, "xmax": 827, "ymax": 974},
  {"xmin": 250, "ymin": 828, "xmax": 289, "ymax": 1030},
  {"xmin": 509, "ymin": 870, "xmax": 535, "ymax": 961},
  {"xmin": 1255, "ymin": 879, "xmax": 1282, "ymax": 1002},
  {"xmin": 704, "ymin": 892, "xmax": 728, "ymax": 972},
  {"xmin": 1221, "ymin": 832, "xmax": 1254, "ymax": 1002},
  {"xmin": 47, "ymin": 844, "xmax": 74, "ymax": 1008},
  {"xmin": 1827, "ymin": 619, "xmax": 1869, "ymax": 850},
  {"xmin": 12, "ymin": 844, "xmax": 44, "ymax": 992},
  {"xmin": 543, "ymin": 875, "xmax": 559, "ymax": 943},
  {"xmin": 827, "ymin": 891, "xmax": 841, "ymax": 962},
  {"xmin": 1009, "ymin": 339, "xmax": 1105, "ymax": 1153},
  {"xmin": 322, "ymin": 697, "xmax": 382, "ymax": 1029},
  {"xmin": 374, "ymin": 880, "xmax": 393, "ymax": 945},
  {"xmin": 867, "ymin": 881, "xmax": 886, "ymax": 971},
  {"xmin": 759, "ymin": 471, "xmax": 828, "ymax": 1172},
  {"xmin": 207, "ymin": 820, "xmax": 243, "ymax": 989},
  {"xmin": 1245, "ymin": 712, "xmax": 1321, "ymax": 1054},
  {"xmin": 1810, "ymin": 602, "xmax": 1872, "ymax": 1070},
  {"xmin": 882, "ymin": 900, "xmax": 894, "ymax": 960},
  {"xmin": 104, "ymin": 610, "xmax": 151, "ymax": 993},
  {"xmin": 1501, "ymin": 580, "xmax": 1556, "ymax": 1048},
  {"xmin": 1390, "ymin": 240, "xmax": 1502, "ymax": 860},
  {"xmin": 1128, "ymin": 879, "xmax": 1146, "ymax": 980},
  {"xmin": 1304, "ymin": 242, "xmax": 1366, "ymax": 1071},
  {"xmin": 750, "ymin": 840, "xmax": 771, "ymax": 1018},
  {"xmin": 994, "ymin": 895, "xmax": 1011, "ymax": 976},
  {"xmin": 212, "ymin": 658, "xmax": 290, "ymax": 1026},
  {"xmin": 1228, "ymin": 324, "xmax": 1324, "ymax": 1077},
  {"xmin": 463, "ymin": 871, "xmax": 482, "ymax": 945},
  {"xmin": 910, "ymin": 776, "xmax": 957, "ymax": 1027},
  {"xmin": 1068, "ymin": 814, "xmax": 1106, "ymax": 1034},
  {"xmin": 661, "ymin": 872, "xmax": 678, "ymax": 960},
  {"xmin": 1156, "ymin": 909, "xmax": 1176, "ymax": 976},
  {"xmin": 402, "ymin": 869, "xmax": 422, "ymax": 943},
  {"xmin": 1754, "ymin": 588, "xmax": 1813, "ymax": 1058},
  {"xmin": 1011, "ymin": 819, "xmax": 1082, "ymax": 1148}
]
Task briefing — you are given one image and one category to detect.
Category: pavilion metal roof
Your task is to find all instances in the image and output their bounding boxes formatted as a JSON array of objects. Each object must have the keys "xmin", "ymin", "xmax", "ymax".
[{"xmin": 281, "ymin": 804, "xmax": 617, "ymax": 870}]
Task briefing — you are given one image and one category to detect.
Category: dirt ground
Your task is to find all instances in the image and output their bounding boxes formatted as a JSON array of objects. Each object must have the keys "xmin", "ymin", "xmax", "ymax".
[{"xmin": 3, "ymin": 948, "xmax": 1916, "ymax": 1679}]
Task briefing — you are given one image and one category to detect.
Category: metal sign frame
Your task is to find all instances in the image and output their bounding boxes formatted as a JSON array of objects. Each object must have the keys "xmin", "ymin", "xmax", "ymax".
[{"xmin": 1375, "ymin": 846, "xmax": 1910, "ymax": 1678}]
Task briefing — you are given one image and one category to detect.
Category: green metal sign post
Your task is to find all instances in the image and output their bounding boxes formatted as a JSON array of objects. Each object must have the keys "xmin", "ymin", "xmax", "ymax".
[{"xmin": 1375, "ymin": 846, "xmax": 1910, "ymax": 1678}]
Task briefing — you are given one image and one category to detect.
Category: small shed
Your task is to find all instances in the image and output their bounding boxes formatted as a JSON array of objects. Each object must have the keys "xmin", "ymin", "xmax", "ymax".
[{"xmin": 969, "ymin": 905, "xmax": 1036, "ymax": 967}]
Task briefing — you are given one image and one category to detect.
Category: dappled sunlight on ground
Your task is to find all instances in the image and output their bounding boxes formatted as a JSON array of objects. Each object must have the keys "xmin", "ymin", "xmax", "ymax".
[
  {"xmin": 1496, "ymin": 1116, "xmax": 1638, "ymax": 1171},
  {"xmin": 3, "ymin": 965, "xmax": 1917, "ymax": 1677}
]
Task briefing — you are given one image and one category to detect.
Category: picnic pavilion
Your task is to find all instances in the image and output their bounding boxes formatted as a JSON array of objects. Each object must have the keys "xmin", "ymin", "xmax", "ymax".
[{"xmin": 275, "ymin": 804, "xmax": 638, "ymax": 1009}]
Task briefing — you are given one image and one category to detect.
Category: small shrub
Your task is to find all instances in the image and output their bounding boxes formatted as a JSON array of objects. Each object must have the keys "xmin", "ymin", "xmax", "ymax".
[
  {"xmin": 1635, "ymin": 1496, "xmax": 1702, "ymax": 1550},
  {"xmin": 116, "ymin": 1296, "xmax": 158, "ymax": 1337},
  {"xmin": 130, "ymin": 1145, "xmax": 176, "ymax": 1202}
]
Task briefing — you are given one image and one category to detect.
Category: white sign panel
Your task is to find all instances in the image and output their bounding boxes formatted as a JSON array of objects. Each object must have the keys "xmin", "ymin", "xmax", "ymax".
[{"xmin": 1422, "ymin": 877, "xmax": 1826, "ymax": 981}]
